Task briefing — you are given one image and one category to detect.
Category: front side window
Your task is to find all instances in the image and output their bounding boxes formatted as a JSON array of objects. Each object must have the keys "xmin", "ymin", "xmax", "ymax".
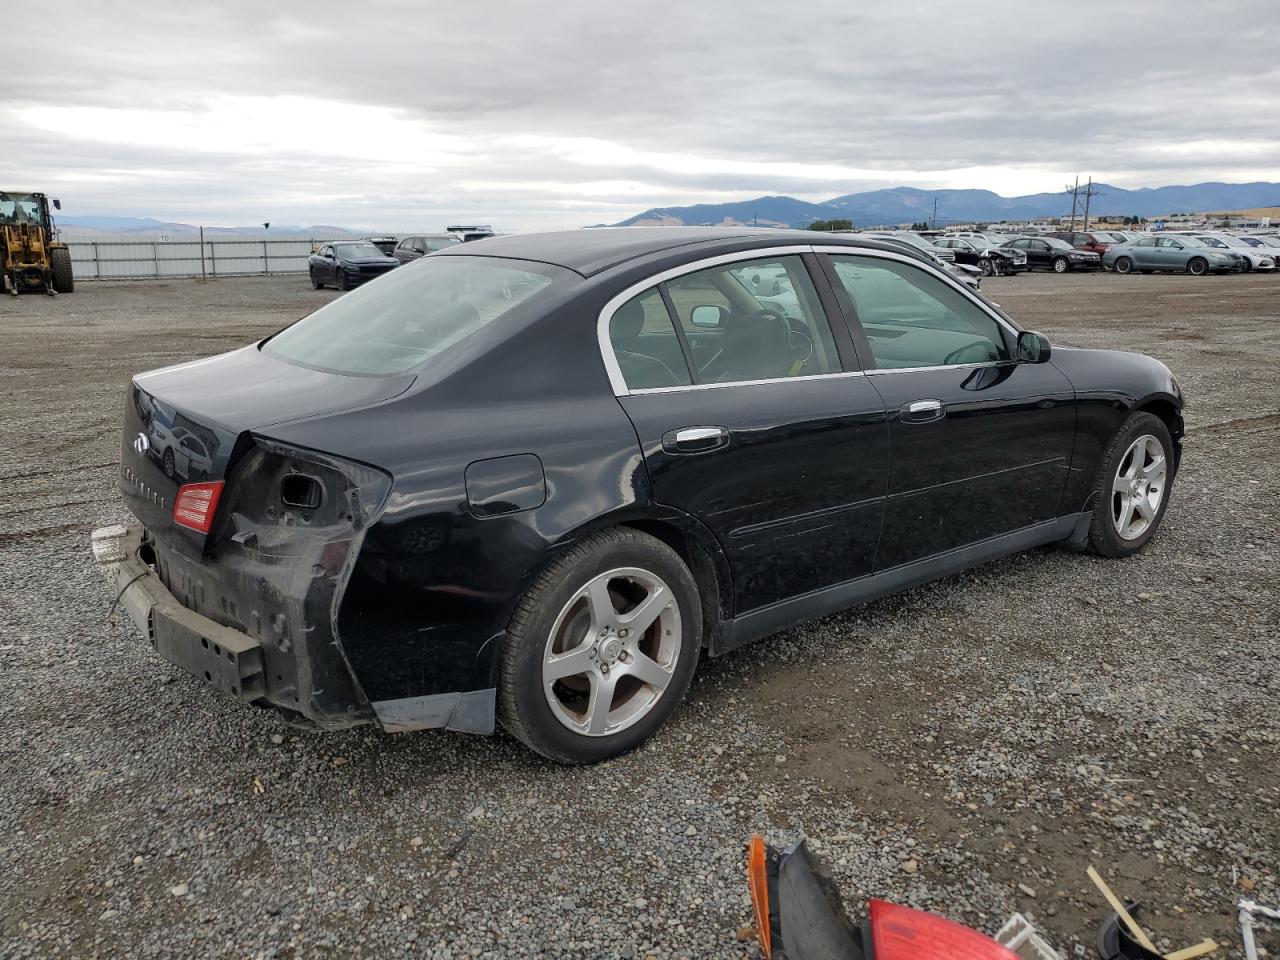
[
  {"xmin": 663, "ymin": 255, "xmax": 841, "ymax": 383},
  {"xmin": 266, "ymin": 256, "xmax": 559, "ymax": 376},
  {"xmin": 830, "ymin": 255, "xmax": 1011, "ymax": 369},
  {"xmin": 608, "ymin": 287, "xmax": 692, "ymax": 390}
]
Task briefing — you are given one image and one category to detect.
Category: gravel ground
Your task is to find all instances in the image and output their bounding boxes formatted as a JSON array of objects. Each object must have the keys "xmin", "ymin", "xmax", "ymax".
[{"xmin": 1, "ymin": 271, "xmax": 1277, "ymax": 959}]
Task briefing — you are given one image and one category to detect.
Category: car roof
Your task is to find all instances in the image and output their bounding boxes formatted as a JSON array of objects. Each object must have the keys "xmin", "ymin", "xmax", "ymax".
[{"xmin": 431, "ymin": 226, "xmax": 908, "ymax": 277}]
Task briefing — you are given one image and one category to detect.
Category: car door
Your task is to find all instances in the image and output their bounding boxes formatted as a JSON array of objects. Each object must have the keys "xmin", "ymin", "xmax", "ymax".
[
  {"xmin": 1127, "ymin": 237, "xmax": 1158, "ymax": 268},
  {"xmin": 1156, "ymin": 237, "xmax": 1186, "ymax": 270},
  {"xmin": 316, "ymin": 245, "xmax": 334, "ymax": 282},
  {"xmin": 604, "ymin": 250, "xmax": 890, "ymax": 615},
  {"xmin": 820, "ymin": 250, "xmax": 1077, "ymax": 569}
]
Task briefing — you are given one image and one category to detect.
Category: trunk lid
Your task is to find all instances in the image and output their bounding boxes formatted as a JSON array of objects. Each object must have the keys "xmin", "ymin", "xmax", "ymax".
[{"xmin": 120, "ymin": 344, "xmax": 411, "ymax": 553}]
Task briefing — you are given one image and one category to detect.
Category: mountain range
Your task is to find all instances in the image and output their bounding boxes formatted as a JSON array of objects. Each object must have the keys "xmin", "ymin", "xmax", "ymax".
[
  {"xmin": 613, "ymin": 181, "xmax": 1280, "ymax": 228},
  {"xmin": 56, "ymin": 217, "xmax": 371, "ymax": 239}
]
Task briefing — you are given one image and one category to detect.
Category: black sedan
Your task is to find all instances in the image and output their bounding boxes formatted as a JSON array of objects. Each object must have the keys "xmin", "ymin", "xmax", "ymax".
[
  {"xmin": 308, "ymin": 241, "xmax": 399, "ymax": 291},
  {"xmin": 1003, "ymin": 236, "xmax": 1102, "ymax": 272},
  {"xmin": 94, "ymin": 228, "xmax": 1184, "ymax": 764},
  {"xmin": 933, "ymin": 236, "xmax": 1027, "ymax": 276}
]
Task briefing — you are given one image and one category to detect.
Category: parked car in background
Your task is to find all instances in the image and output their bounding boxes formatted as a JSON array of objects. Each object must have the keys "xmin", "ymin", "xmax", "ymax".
[
  {"xmin": 364, "ymin": 236, "xmax": 399, "ymax": 256},
  {"xmin": 1088, "ymin": 230, "xmax": 1129, "ymax": 246},
  {"xmin": 947, "ymin": 231, "xmax": 1020, "ymax": 248},
  {"xmin": 1048, "ymin": 231, "xmax": 1113, "ymax": 256},
  {"xmin": 309, "ymin": 241, "xmax": 400, "ymax": 291},
  {"xmin": 1003, "ymin": 236, "xmax": 1101, "ymax": 272},
  {"xmin": 934, "ymin": 236, "xmax": 1027, "ymax": 276},
  {"xmin": 393, "ymin": 234, "xmax": 464, "ymax": 264},
  {"xmin": 446, "ymin": 224, "xmax": 497, "ymax": 242},
  {"xmin": 1185, "ymin": 233, "xmax": 1276, "ymax": 272},
  {"xmin": 94, "ymin": 226, "xmax": 1184, "ymax": 764},
  {"xmin": 1102, "ymin": 235, "xmax": 1240, "ymax": 275}
]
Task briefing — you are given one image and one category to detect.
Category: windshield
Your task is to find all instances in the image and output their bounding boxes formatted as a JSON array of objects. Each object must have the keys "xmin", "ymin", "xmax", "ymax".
[
  {"xmin": 1044, "ymin": 237, "xmax": 1073, "ymax": 250},
  {"xmin": 0, "ymin": 192, "xmax": 43, "ymax": 225},
  {"xmin": 265, "ymin": 256, "xmax": 559, "ymax": 375},
  {"xmin": 424, "ymin": 236, "xmax": 462, "ymax": 252},
  {"xmin": 334, "ymin": 242, "xmax": 386, "ymax": 259},
  {"xmin": 1258, "ymin": 236, "xmax": 1280, "ymax": 248}
]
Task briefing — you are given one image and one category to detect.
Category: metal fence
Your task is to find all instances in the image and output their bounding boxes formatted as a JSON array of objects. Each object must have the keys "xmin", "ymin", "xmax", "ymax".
[{"xmin": 65, "ymin": 238, "xmax": 326, "ymax": 280}]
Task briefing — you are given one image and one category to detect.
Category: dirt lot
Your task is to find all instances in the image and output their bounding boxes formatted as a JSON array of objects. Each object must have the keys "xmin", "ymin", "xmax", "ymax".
[{"xmin": 1, "ymin": 271, "xmax": 1277, "ymax": 959}]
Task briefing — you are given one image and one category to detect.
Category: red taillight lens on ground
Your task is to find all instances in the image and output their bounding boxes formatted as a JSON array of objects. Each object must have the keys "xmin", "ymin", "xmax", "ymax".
[
  {"xmin": 173, "ymin": 480, "xmax": 224, "ymax": 534},
  {"xmin": 869, "ymin": 899, "xmax": 1019, "ymax": 960}
]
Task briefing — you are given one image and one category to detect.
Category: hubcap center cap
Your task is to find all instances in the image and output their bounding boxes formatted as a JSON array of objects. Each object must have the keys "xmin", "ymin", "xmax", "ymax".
[{"xmin": 598, "ymin": 636, "xmax": 622, "ymax": 663}]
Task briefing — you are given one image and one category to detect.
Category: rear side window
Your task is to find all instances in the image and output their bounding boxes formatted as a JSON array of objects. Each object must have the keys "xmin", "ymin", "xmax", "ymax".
[
  {"xmin": 829, "ymin": 255, "xmax": 1011, "ymax": 369},
  {"xmin": 664, "ymin": 255, "xmax": 841, "ymax": 383},
  {"xmin": 608, "ymin": 288, "xmax": 693, "ymax": 390},
  {"xmin": 265, "ymin": 256, "xmax": 559, "ymax": 376}
]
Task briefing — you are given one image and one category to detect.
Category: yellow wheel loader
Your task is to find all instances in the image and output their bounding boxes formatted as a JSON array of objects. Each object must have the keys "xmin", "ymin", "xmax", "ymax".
[{"xmin": 1, "ymin": 191, "xmax": 74, "ymax": 295}]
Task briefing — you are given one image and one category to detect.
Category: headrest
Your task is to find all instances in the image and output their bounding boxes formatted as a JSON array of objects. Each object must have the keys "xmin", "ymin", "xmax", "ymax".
[{"xmin": 613, "ymin": 298, "xmax": 647, "ymax": 340}]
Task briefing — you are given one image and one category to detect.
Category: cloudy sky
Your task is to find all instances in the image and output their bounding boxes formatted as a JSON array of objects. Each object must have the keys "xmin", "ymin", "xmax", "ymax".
[{"xmin": 4, "ymin": 1, "xmax": 1277, "ymax": 231}]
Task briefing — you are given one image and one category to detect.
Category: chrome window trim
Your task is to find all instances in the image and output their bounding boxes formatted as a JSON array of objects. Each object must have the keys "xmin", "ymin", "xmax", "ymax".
[{"xmin": 597, "ymin": 243, "xmax": 1022, "ymax": 397}]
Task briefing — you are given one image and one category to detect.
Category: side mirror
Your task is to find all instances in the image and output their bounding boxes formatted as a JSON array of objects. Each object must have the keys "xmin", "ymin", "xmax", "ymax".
[
  {"xmin": 1016, "ymin": 330, "xmax": 1051, "ymax": 364},
  {"xmin": 52, "ymin": 198, "xmax": 62, "ymax": 210},
  {"xmin": 690, "ymin": 304, "xmax": 729, "ymax": 328}
]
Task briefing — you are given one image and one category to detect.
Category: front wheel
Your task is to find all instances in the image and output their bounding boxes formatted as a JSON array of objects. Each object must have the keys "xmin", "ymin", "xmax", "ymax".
[
  {"xmin": 1239, "ymin": 259, "xmax": 1253, "ymax": 273},
  {"xmin": 1052, "ymin": 256, "xmax": 1070, "ymax": 273},
  {"xmin": 49, "ymin": 247, "xmax": 75, "ymax": 293},
  {"xmin": 499, "ymin": 528, "xmax": 701, "ymax": 764},
  {"xmin": 310, "ymin": 268, "xmax": 323, "ymax": 289},
  {"xmin": 980, "ymin": 258, "xmax": 996, "ymax": 277},
  {"xmin": 1114, "ymin": 257, "xmax": 1133, "ymax": 274},
  {"xmin": 335, "ymin": 269, "xmax": 349, "ymax": 291},
  {"xmin": 1087, "ymin": 412, "xmax": 1174, "ymax": 558},
  {"xmin": 1187, "ymin": 257, "xmax": 1208, "ymax": 276}
]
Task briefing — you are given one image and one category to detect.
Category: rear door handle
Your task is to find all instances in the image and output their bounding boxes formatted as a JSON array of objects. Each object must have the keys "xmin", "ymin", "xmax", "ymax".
[
  {"xmin": 662, "ymin": 425, "xmax": 730, "ymax": 454},
  {"xmin": 900, "ymin": 399, "xmax": 945, "ymax": 424}
]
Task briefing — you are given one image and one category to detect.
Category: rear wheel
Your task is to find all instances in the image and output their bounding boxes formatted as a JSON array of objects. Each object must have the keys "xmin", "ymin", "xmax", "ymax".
[
  {"xmin": 1114, "ymin": 256, "xmax": 1133, "ymax": 274},
  {"xmin": 1087, "ymin": 412, "xmax": 1174, "ymax": 558},
  {"xmin": 49, "ymin": 247, "xmax": 74, "ymax": 293},
  {"xmin": 1187, "ymin": 257, "xmax": 1208, "ymax": 276},
  {"xmin": 1052, "ymin": 256, "xmax": 1070, "ymax": 273},
  {"xmin": 499, "ymin": 528, "xmax": 701, "ymax": 764},
  {"xmin": 162, "ymin": 448, "xmax": 175, "ymax": 479}
]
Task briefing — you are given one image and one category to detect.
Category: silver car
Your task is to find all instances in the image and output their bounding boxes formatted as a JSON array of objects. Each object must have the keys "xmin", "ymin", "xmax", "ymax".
[
  {"xmin": 1187, "ymin": 233, "xmax": 1276, "ymax": 272},
  {"xmin": 1102, "ymin": 235, "xmax": 1240, "ymax": 275}
]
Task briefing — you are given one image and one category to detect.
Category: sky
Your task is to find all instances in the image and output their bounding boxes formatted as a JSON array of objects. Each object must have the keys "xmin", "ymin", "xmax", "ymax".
[{"xmin": 4, "ymin": 1, "xmax": 1278, "ymax": 232}]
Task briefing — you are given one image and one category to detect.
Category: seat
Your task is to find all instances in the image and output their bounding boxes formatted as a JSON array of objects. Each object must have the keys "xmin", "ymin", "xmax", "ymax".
[
  {"xmin": 704, "ymin": 310, "xmax": 791, "ymax": 383},
  {"xmin": 611, "ymin": 300, "xmax": 684, "ymax": 389}
]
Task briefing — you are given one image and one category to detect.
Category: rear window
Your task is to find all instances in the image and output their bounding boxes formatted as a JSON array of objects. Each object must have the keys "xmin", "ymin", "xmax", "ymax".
[{"xmin": 265, "ymin": 256, "xmax": 559, "ymax": 376}]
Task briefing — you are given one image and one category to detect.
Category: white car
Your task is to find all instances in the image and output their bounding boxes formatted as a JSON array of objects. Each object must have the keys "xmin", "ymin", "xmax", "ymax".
[{"xmin": 1186, "ymin": 233, "xmax": 1276, "ymax": 272}]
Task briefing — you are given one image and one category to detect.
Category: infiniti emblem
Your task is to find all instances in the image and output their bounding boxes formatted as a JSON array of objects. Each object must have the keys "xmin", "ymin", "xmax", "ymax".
[{"xmin": 134, "ymin": 432, "xmax": 150, "ymax": 455}]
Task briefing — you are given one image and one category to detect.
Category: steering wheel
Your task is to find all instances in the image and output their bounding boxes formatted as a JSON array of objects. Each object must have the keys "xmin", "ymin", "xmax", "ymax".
[{"xmin": 942, "ymin": 341, "xmax": 995, "ymax": 366}]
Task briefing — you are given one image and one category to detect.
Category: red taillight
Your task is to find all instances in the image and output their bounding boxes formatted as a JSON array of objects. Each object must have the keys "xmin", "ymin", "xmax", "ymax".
[
  {"xmin": 869, "ymin": 900, "xmax": 1018, "ymax": 960},
  {"xmin": 173, "ymin": 480, "xmax": 224, "ymax": 534}
]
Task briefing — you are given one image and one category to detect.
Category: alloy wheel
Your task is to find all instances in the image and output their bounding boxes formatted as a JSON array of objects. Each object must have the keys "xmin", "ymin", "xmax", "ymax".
[
  {"xmin": 542, "ymin": 567, "xmax": 681, "ymax": 737},
  {"xmin": 1111, "ymin": 434, "xmax": 1167, "ymax": 541}
]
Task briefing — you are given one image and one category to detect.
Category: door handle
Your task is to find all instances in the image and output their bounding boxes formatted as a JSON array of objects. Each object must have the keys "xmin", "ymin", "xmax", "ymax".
[
  {"xmin": 900, "ymin": 399, "xmax": 945, "ymax": 424},
  {"xmin": 662, "ymin": 425, "xmax": 730, "ymax": 454}
]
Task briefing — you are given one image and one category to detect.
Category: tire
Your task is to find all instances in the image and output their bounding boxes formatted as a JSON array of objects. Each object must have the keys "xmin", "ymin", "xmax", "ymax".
[
  {"xmin": 1052, "ymin": 256, "xmax": 1070, "ymax": 273},
  {"xmin": 1187, "ymin": 257, "xmax": 1208, "ymax": 276},
  {"xmin": 162, "ymin": 448, "xmax": 175, "ymax": 479},
  {"xmin": 980, "ymin": 258, "xmax": 995, "ymax": 277},
  {"xmin": 1239, "ymin": 259, "xmax": 1252, "ymax": 273},
  {"xmin": 49, "ymin": 247, "xmax": 74, "ymax": 293},
  {"xmin": 499, "ymin": 528, "xmax": 702, "ymax": 764},
  {"xmin": 335, "ymin": 269, "xmax": 349, "ymax": 292},
  {"xmin": 1086, "ymin": 412, "xmax": 1174, "ymax": 558},
  {"xmin": 1114, "ymin": 257, "xmax": 1133, "ymax": 275},
  {"xmin": 310, "ymin": 268, "xmax": 323, "ymax": 290}
]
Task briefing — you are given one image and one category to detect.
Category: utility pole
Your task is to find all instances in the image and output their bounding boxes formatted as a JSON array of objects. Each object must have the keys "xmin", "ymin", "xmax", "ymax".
[
  {"xmin": 1067, "ymin": 176, "xmax": 1080, "ymax": 231},
  {"xmin": 1081, "ymin": 177, "xmax": 1104, "ymax": 231},
  {"xmin": 931, "ymin": 196, "xmax": 938, "ymax": 230}
]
